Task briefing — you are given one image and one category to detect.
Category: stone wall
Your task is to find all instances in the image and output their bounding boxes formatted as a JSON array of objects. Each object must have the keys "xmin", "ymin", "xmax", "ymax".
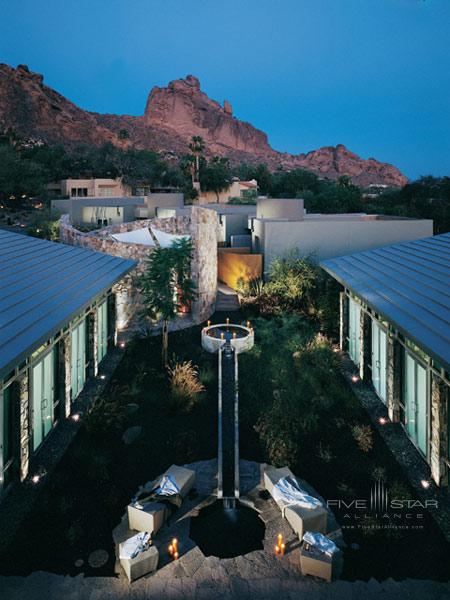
[
  {"xmin": 18, "ymin": 374, "xmax": 29, "ymax": 481},
  {"xmin": 60, "ymin": 206, "xmax": 218, "ymax": 331},
  {"xmin": 430, "ymin": 374, "xmax": 449, "ymax": 487},
  {"xmin": 61, "ymin": 335, "xmax": 72, "ymax": 418},
  {"xmin": 359, "ymin": 309, "xmax": 371, "ymax": 380}
]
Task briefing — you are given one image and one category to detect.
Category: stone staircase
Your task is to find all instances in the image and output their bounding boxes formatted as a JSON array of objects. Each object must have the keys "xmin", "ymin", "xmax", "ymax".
[{"xmin": 215, "ymin": 282, "xmax": 240, "ymax": 312}]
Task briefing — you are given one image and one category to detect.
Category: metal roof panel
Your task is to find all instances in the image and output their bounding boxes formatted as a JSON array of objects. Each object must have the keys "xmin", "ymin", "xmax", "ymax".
[
  {"xmin": 321, "ymin": 232, "xmax": 450, "ymax": 371},
  {"xmin": 0, "ymin": 230, "xmax": 136, "ymax": 378}
]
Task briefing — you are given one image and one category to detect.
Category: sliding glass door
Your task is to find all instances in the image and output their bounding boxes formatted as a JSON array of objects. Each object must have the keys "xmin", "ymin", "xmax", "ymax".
[
  {"xmin": 71, "ymin": 319, "xmax": 86, "ymax": 399},
  {"xmin": 403, "ymin": 350, "xmax": 428, "ymax": 457},
  {"xmin": 372, "ymin": 320, "xmax": 387, "ymax": 403},
  {"xmin": 97, "ymin": 300, "xmax": 108, "ymax": 364},
  {"xmin": 348, "ymin": 297, "xmax": 361, "ymax": 366},
  {"xmin": 32, "ymin": 350, "xmax": 55, "ymax": 451}
]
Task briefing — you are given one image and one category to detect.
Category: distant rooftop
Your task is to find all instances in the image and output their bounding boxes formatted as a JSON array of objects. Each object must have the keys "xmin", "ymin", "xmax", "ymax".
[
  {"xmin": 321, "ymin": 232, "xmax": 450, "ymax": 371},
  {"xmin": 201, "ymin": 203, "xmax": 256, "ymax": 215},
  {"xmin": 67, "ymin": 196, "xmax": 146, "ymax": 207},
  {"xmin": 0, "ymin": 230, "xmax": 135, "ymax": 378},
  {"xmin": 303, "ymin": 213, "xmax": 417, "ymax": 222}
]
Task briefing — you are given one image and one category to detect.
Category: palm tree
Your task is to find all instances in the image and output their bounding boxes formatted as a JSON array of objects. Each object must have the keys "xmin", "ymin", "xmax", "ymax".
[
  {"xmin": 188, "ymin": 136, "xmax": 205, "ymax": 183},
  {"xmin": 139, "ymin": 239, "xmax": 196, "ymax": 366}
]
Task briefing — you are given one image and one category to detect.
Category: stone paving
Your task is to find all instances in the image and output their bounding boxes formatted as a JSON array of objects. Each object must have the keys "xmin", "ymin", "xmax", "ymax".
[
  {"xmin": 112, "ymin": 459, "xmax": 342, "ymax": 580},
  {"xmin": 2, "ymin": 459, "xmax": 449, "ymax": 599}
]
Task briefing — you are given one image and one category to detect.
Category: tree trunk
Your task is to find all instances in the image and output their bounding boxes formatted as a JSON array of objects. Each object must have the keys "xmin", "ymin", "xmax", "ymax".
[{"xmin": 162, "ymin": 320, "xmax": 169, "ymax": 367}]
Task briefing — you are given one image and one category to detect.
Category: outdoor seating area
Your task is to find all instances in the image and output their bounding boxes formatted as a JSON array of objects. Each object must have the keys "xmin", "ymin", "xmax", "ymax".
[
  {"xmin": 264, "ymin": 465, "xmax": 343, "ymax": 581},
  {"xmin": 113, "ymin": 459, "xmax": 343, "ymax": 584},
  {"xmin": 120, "ymin": 464, "xmax": 196, "ymax": 581}
]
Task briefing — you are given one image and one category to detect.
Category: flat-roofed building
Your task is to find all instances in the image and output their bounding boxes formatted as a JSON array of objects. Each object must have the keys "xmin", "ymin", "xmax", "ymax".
[
  {"xmin": 51, "ymin": 194, "xmax": 185, "ymax": 226},
  {"xmin": 197, "ymin": 178, "xmax": 258, "ymax": 205},
  {"xmin": 48, "ymin": 178, "xmax": 131, "ymax": 198},
  {"xmin": 68, "ymin": 197, "xmax": 147, "ymax": 227},
  {"xmin": 250, "ymin": 198, "xmax": 433, "ymax": 276},
  {"xmin": 321, "ymin": 233, "xmax": 450, "ymax": 487},
  {"xmin": 0, "ymin": 231, "xmax": 135, "ymax": 497}
]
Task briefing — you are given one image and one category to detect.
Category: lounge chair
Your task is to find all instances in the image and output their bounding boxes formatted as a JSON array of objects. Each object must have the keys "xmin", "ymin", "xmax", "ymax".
[
  {"xmin": 264, "ymin": 465, "xmax": 327, "ymax": 539},
  {"xmin": 119, "ymin": 533, "xmax": 159, "ymax": 582},
  {"xmin": 284, "ymin": 504, "xmax": 327, "ymax": 539},
  {"xmin": 264, "ymin": 466, "xmax": 294, "ymax": 497},
  {"xmin": 128, "ymin": 464, "xmax": 196, "ymax": 534},
  {"xmin": 162, "ymin": 464, "xmax": 196, "ymax": 499},
  {"xmin": 127, "ymin": 502, "xmax": 170, "ymax": 535}
]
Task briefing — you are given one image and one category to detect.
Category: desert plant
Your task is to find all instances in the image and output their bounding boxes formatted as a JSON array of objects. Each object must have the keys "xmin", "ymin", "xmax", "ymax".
[
  {"xmin": 168, "ymin": 429, "xmax": 199, "ymax": 462},
  {"xmin": 198, "ymin": 363, "xmax": 215, "ymax": 386},
  {"xmin": 352, "ymin": 424, "xmax": 374, "ymax": 452},
  {"xmin": 371, "ymin": 466, "xmax": 387, "ymax": 482},
  {"xmin": 316, "ymin": 442, "xmax": 335, "ymax": 463},
  {"xmin": 168, "ymin": 359, "xmax": 205, "ymax": 411},
  {"xmin": 388, "ymin": 480, "xmax": 411, "ymax": 501},
  {"xmin": 139, "ymin": 238, "xmax": 196, "ymax": 366},
  {"xmin": 84, "ymin": 394, "xmax": 126, "ymax": 436}
]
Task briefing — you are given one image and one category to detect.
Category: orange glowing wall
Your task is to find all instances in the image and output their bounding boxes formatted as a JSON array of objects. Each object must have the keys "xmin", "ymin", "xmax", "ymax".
[{"xmin": 217, "ymin": 248, "xmax": 262, "ymax": 290}]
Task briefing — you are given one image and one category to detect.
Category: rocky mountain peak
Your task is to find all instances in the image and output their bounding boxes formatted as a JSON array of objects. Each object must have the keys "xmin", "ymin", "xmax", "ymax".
[{"xmin": 0, "ymin": 63, "xmax": 408, "ymax": 187}]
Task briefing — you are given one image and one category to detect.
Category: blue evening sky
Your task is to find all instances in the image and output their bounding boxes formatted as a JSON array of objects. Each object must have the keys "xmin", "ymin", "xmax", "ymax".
[{"xmin": 0, "ymin": 0, "xmax": 449, "ymax": 179}]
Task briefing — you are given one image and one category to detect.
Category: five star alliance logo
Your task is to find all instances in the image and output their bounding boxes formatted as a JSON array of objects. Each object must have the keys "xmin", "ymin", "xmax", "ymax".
[{"xmin": 370, "ymin": 478, "xmax": 389, "ymax": 513}]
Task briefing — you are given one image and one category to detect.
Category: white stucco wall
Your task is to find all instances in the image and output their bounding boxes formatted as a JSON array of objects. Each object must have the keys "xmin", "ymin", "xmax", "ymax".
[
  {"xmin": 257, "ymin": 217, "xmax": 433, "ymax": 275},
  {"xmin": 256, "ymin": 198, "xmax": 305, "ymax": 220}
]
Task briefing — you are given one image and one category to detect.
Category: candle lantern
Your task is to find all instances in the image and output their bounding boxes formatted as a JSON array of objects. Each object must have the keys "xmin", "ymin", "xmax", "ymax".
[
  {"xmin": 275, "ymin": 533, "xmax": 285, "ymax": 556},
  {"xmin": 169, "ymin": 538, "xmax": 178, "ymax": 559}
]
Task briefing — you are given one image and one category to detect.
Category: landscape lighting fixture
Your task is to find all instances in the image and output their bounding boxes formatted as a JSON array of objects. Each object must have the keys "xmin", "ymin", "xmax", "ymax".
[
  {"xmin": 421, "ymin": 480, "xmax": 430, "ymax": 489},
  {"xmin": 378, "ymin": 417, "xmax": 388, "ymax": 425},
  {"xmin": 351, "ymin": 375, "xmax": 359, "ymax": 383},
  {"xmin": 31, "ymin": 474, "xmax": 40, "ymax": 484}
]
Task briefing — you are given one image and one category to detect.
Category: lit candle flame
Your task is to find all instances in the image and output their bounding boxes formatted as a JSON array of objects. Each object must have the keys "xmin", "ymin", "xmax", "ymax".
[
  {"xmin": 169, "ymin": 538, "xmax": 178, "ymax": 559},
  {"xmin": 275, "ymin": 533, "xmax": 285, "ymax": 556}
]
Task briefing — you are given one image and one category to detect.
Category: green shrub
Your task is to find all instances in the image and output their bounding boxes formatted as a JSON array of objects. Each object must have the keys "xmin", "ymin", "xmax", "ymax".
[
  {"xmin": 84, "ymin": 394, "xmax": 126, "ymax": 436},
  {"xmin": 168, "ymin": 429, "xmax": 199, "ymax": 463},
  {"xmin": 198, "ymin": 363, "xmax": 215, "ymax": 386},
  {"xmin": 237, "ymin": 254, "xmax": 339, "ymax": 336},
  {"xmin": 239, "ymin": 314, "xmax": 356, "ymax": 471},
  {"xmin": 352, "ymin": 424, "xmax": 374, "ymax": 452},
  {"xmin": 388, "ymin": 480, "xmax": 410, "ymax": 501}
]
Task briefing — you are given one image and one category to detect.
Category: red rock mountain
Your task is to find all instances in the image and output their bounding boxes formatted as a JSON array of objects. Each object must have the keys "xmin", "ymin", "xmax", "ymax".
[{"xmin": 0, "ymin": 64, "xmax": 407, "ymax": 186}]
